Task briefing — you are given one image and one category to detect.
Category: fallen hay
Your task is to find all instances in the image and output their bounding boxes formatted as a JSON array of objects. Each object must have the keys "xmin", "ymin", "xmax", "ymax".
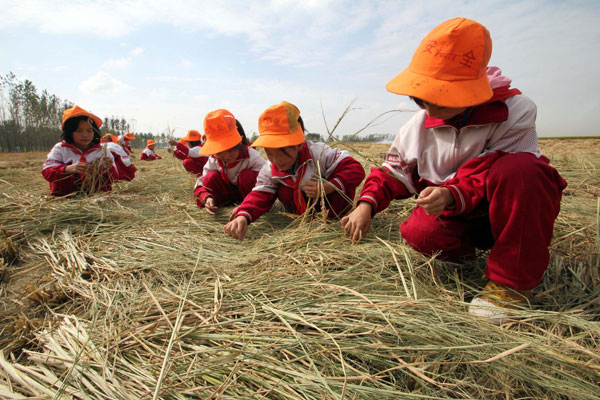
[{"xmin": 0, "ymin": 142, "xmax": 599, "ymax": 399}]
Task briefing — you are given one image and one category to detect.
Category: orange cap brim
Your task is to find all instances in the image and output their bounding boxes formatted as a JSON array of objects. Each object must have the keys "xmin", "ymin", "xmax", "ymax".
[
  {"xmin": 386, "ymin": 69, "xmax": 492, "ymax": 108},
  {"xmin": 250, "ymin": 126, "xmax": 305, "ymax": 149},
  {"xmin": 199, "ymin": 132, "xmax": 241, "ymax": 155}
]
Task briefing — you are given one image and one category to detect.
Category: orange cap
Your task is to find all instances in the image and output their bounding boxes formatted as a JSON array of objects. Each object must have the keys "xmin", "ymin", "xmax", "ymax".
[
  {"xmin": 252, "ymin": 101, "xmax": 305, "ymax": 148},
  {"xmin": 61, "ymin": 105, "xmax": 103, "ymax": 130},
  {"xmin": 100, "ymin": 133, "xmax": 116, "ymax": 143},
  {"xmin": 147, "ymin": 139, "xmax": 155, "ymax": 146},
  {"xmin": 182, "ymin": 129, "xmax": 202, "ymax": 142},
  {"xmin": 200, "ymin": 109, "xmax": 241, "ymax": 155},
  {"xmin": 124, "ymin": 132, "xmax": 135, "ymax": 140},
  {"xmin": 386, "ymin": 17, "xmax": 493, "ymax": 107}
]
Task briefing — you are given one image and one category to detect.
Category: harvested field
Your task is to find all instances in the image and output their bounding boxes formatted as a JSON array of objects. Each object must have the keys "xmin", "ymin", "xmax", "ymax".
[{"xmin": 0, "ymin": 139, "xmax": 598, "ymax": 399}]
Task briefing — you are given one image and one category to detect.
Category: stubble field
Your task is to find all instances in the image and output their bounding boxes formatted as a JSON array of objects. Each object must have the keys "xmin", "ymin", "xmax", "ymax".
[{"xmin": 0, "ymin": 139, "xmax": 598, "ymax": 399}]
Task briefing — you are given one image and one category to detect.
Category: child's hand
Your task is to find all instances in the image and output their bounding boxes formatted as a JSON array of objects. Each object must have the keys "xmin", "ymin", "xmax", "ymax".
[
  {"xmin": 167, "ymin": 147, "xmax": 173, "ymax": 153},
  {"xmin": 415, "ymin": 186, "xmax": 454, "ymax": 216},
  {"xmin": 101, "ymin": 157, "xmax": 113, "ymax": 171},
  {"xmin": 341, "ymin": 202, "xmax": 372, "ymax": 242},
  {"xmin": 301, "ymin": 180, "xmax": 334, "ymax": 198},
  {"xmin": 228, "ymin": 206, "xmax": 240, "ymax": 222},
  {"xmin": 65, "ymin": 162, "xmax": 89, "ymax": 174},
  {"xmin": 224, "ymin": 215, "xmax": 248, "ymax": 242},
  {"xmin": 205, "ymin": 197, "xmax": 218, "ymax": 215},
  {"xmin": 168, "ymin": 139, "xmax": 178, "ymax": 146}
]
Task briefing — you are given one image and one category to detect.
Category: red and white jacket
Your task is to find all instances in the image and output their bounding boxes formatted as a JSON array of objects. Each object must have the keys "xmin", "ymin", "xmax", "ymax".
[
  {"xmin": 42, "ymin": 141, "xmax": 117, "ymax": 196},
  {"xmin": 117, "ymin": 135, "xmax": 132, "ymax": 154},
  {"xmin": 174, "ymin": 141, "xmax": 206, "ymax": 161},
  {"xmin": 103, "ymin": 142, "xmax": 136, "ymax": 181},
  {"xmin": 194, "ymin": 146, "xmax": 266, "ymax": 202},
  {"xmin": 359, "ymin": 67, "xmax": 545, "ymax": 216},
  {"xmin": 141, "ymin": 148, "xmax": 162, "ymax": 161},
  {"xmin": 235, "ymin": 141, "xmax": 366, "ymax": 223}
]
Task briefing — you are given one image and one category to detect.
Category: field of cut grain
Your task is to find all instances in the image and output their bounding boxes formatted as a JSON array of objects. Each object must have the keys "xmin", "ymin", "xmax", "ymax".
[{"xmin": 0, "ymin": 139, "xmax": 598, "ymax": 399}]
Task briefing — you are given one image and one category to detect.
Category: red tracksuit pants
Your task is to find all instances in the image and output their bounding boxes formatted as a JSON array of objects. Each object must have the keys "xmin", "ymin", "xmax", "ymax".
[
  {"xmin": 400, "ymin": 153, "xmax": 566, "ymax": 291},
  {"xmin": 277, "ymin": 185, "xmax": 356, "ymax": 219},
  {"xmin": 183, "ymin": 157, "xmax": 208, "ymax": 176},
  {"xmin": 195, "ymin": 169, "xmax": 258, "ymax": 207}
]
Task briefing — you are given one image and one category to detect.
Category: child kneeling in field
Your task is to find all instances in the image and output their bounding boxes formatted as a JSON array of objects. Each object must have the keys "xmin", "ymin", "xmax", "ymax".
[
  {"xmin": 140, "ymin": 140, "xmax": 162, "ymax": 161},
  {"xmin": 225, "ymin": 101, "xmax": 366, "ymax": 241},
  {"xmin": 101, "ymin": 134, "xmax": 137, "ymax": 181},
  {"xmin": 168, "ymin": 130, "xmax": 209, "ymax": 175},
  {"xmin": 341, "ymin": 18, "xmax": 567, "ymax": 324},
  {"xmin": 42, "ymin": 106, "xmax": 117, "ymax": 196},
  {"xmin": 194, "ymin": 109, "xmax": 266, "ymax": 215}
]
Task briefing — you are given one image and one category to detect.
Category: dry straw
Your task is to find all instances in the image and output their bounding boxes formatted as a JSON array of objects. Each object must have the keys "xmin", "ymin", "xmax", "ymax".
[{"xmin": 0, "ymin": 108, "xmax": 598, "ymax": 399}]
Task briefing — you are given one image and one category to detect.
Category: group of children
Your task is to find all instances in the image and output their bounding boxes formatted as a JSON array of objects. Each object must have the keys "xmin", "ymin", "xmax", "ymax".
[{"xmin": 42, "ymin": 18, "xmax": 567, "ymax": 323}]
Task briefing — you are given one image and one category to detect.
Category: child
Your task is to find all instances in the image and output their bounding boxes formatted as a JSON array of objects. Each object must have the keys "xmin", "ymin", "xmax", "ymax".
[
  {"xmin": 168, "ymin": 130, "xmax": 208, "ymax": 175},
  {"xmin": 42, "ymin": 105, "xmax": 117, "ymax": 196},
  {"xmin": 140, "ymin": 140, "xmax": 162, "ymax": 161},
  {"xmin": 341, "ymin": 18, "xmax": 567, "ymax": 323},
  {"xmin": 117, "ymin": 132, "xmax": 135, "ymax": 154},
  {"xmin": 194, "ymin": 109, "xmax": 266, "ymax": 215},
  {"xmin": 100, "ymin": 134, "xmax": 136, "ymax": 181},
  {"xmin": 224, "ymin": 101, "xmax": 366, "ymax": 241}
]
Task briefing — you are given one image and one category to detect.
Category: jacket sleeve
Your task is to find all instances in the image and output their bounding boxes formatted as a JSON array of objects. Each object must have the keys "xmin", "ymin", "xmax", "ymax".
[
  {"xmin": 440, "ymin": 152, "xmax": 503, "ymax": 215},
  {"xmin": 325, "ymin": 156, "xmax": 365, "ymax": 195},
  {"xmin": 234, "ymin": 190, "xmax": 278, "ymax": 223},
  {"xmin": 140, "ymin": 153, "xmax": 148, "ymax": 160},
  {"xmin": 234, "ymin": 162, "xmax": 278, "ymax": 223},
  {"xmin": 357, "ymin": 167, "xmax": 413, "ymax": 214},
  {"xmin": 41, "ymin": 164, "xmax": 70, "ymax": 183}
]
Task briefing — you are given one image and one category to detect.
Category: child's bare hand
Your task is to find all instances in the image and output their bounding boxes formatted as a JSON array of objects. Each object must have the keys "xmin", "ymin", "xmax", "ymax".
[
  {"xmin": 301, "ymin": 180, "xmax": 334, "ymax": 198},
  {"xmin": 224, "ymin": 215, "xmax": 248, "ymax": 242},
  {"xmin": 65, "ymin": 162, "xmax": 89, "ymax": 174},
  {"xmin": 415, "ymin": 186, "xmax": 454, "ymax": 216},
  {"xmin": 341, "ymin": 202, "xmax": 372, "ymax": 242},
  {"xmin": 228, "ymin": 206, "xmax": 240, "ymax": 222},
  {"xmin": 205, "ymin": 197, "xmax": 218, "ymax": 215},
  {"xmin": 101, "ymin": 157, "xmax": 113, "ymax": 171},
  {"xmin": 167, "ymin": 147, "xmax": 173, "ymax": 153},
  {"xmin": 168, "ymin": 139, "xmax": 178, "ymax": 146}
]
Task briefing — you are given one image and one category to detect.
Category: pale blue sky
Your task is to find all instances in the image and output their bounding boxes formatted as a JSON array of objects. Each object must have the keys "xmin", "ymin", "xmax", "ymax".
[{"xmin": 1, "ymin": 0, "xmax": 599, "ymax": 138}]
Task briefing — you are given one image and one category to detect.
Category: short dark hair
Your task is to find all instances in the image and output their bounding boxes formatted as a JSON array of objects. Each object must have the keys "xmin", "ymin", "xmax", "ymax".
[
  {"xmin": 298, "ymin": 116, "xmax": 306, "ymax": 132},
  {"xmin": 188, "ymin": 140, "xmax": 203, "ymax": 147},
  {"xmin": 236, "ymin": 119, "xmax": 249, "ymax": 145},
  {"xmin": 61, "ymin": 116, "xmax": 101, "ymax": 145}
]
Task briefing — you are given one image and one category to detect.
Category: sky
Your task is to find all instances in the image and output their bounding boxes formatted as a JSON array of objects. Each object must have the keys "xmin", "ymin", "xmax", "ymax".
[{"xmin": 1, "ymin": 0, "xmax": 599, "ymax": 138}]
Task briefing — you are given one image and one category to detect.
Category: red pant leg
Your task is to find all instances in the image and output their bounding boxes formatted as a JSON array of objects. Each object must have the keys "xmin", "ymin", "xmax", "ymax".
[
  {"xmin": 400, "ymin": 207, "xmax": 478, "ymax": 260},
  {"xmin": 197, "ymin": 171, "xmax": 239, "ymax": 207},
  {"xmin": 485, "ymin": 153, "xmax": 566, "ymax": 290},
  {"xmin": 236, "ymin": 169, "xmax": 259, "ymax": 199},
  {"xmin": 183, "ymin": 157, "xmax": 208, "ymax": 176}
]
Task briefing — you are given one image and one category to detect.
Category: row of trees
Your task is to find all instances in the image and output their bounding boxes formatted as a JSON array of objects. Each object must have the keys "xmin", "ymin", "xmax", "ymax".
[
  {"xmin": 0, "ymin": 73, "xmax": 160, "ymax": 152},
  {"xmin": 1, "ymin": 72, "xmax": 393, "ymax": 152}
]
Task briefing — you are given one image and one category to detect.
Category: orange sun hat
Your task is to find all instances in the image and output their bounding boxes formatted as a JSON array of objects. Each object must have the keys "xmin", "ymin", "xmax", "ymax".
[
  {"xmin": 101, "ymin": 133, "xmax": 118, "ymax": 143},
  {"xmin": 147, "ymin": 139, "xmax": 156, "ymax": 146},
  {"xmin": 181, "ymin": 129, "xmax": 203, "ymax": 142},
  {"xmin": 251, "ymin": 101, "xmax": 305, "ymax": 149},
  {"xmin": 124, "ymin": 132, "xmax": 135, "ymax": 140},
  {"xmin": 200, "ymin": 109, "xmax": 241, "ymax": 155},
  {"xmin": 385, "ymin": 17, "xmax": 493, "ymax": 108},
  {"xmin": 61, "ymin": 105, "xmax": 103, "ymax": 130}
]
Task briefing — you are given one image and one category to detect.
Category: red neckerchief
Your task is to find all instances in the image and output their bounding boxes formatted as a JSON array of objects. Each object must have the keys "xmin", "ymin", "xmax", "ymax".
[
  {"xmin": 216, "ymin": 145, "xmax": 250, "ymax": 184},
  {"xmin": 271, "ymin": 143, "xmax": 312, "ymax": 214},
  {"xmin": 61, "ymin": 140, "xmax": 103, "ymax": 180},
  {"xmin": 424, "ymin": 85, "xmax": 522, "ymax": 129}
]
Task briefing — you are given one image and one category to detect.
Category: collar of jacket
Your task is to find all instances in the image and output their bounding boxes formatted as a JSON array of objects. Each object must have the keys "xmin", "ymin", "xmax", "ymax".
[
  {"xmin": 61, "ymin": 140, "xmax": 102, "ymax": 155},
  {"xmin": 270, "ymin": 142, "xmax": 311, "ymax": 178},
  {"xmin": 424, "ymin": 85, "xmax": 522, "ymax": 129},
  {"xmin": 218, "ymin": 144, "xmax": 249, "ymax": 169}
]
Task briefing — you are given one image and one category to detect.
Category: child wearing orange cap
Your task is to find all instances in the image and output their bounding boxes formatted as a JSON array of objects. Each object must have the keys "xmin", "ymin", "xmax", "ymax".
[
  {"xmin": 140, "ymin": 140, "xmax": 162, "ymax": 161},
  {"xmin": 168, "ymin": 130, "xmax": 209, "ymax": 175},
  {"xmin": 42, "ymin": 106, "xmax": 117, "ymax": 196},
  {"xmin": 100, "ymin": 134, "xmax": 137, "ymax": 181},
  {"xmin": 224, "ymin": 101, "xmax": 366, "ymax": 241},
  {"xmin": 194, "ymin": 110, "xmax": 266, "ymax": 214},
  {"xmin": 117, "ymin": 132, "xmax": 135, "ymax": 154},
  {"xmin": 341, "ymin": 17, "xmax": 567, "ymax": 324}
]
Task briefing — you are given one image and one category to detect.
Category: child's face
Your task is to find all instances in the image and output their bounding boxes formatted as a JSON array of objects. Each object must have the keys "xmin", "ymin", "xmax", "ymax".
[
  {"xmin": 215, "ymin": 148, "xmax": 240, "ymax": 164},
  {"xmin": 264, "ymin": 145, "xmax": 303, "ymax": 171},
  {"xmin": 414, "ymin": 98, "xmax": 468, "ymax": 120},
  {"xmin": 72, "ymin": 119, "xmax": 95, "ymax": 151},
  {"xmin": 148, "ymin": 145, "xmax": 155, "ymax": 150}
]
